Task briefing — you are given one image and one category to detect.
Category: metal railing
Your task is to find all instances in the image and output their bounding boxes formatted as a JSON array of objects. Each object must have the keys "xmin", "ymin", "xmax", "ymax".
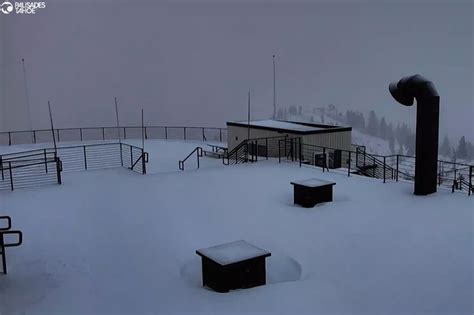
[
  {"xmin": 278, "ymin": 137, "xmax": 474, "ymax": 195},
  {"xmin": 0, "ymin": 125, "xmax": 228, "ymax": 146},
  {"xmin": 223, "ymin": 135, "xmax": 289, "ymax": 165},
  {"xmin": 0, "ymin": 215, "xmax": 23, "ymax": 274},
  {"xmin": 179, "ymin": 147, "xmax": 203, "ymax": 170}
]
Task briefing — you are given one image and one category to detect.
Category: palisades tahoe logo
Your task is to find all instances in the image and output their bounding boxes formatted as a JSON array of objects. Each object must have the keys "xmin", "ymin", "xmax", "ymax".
[{"xmin": 1, "ymin": 1, "xmax": 46, "ymax": 14}]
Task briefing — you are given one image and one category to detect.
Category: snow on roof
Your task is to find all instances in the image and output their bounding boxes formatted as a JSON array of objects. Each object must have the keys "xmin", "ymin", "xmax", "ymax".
[
  {"xmin": 291, "ymin": 178, "xmax": 336, "ymax": 187},
  {"xmin": 196, "ymin": 240, "xmax": 271, "ymax": 265},
  {"xmin": 232, "ymin": 120, "xmax": 324, "ymax": 132}
]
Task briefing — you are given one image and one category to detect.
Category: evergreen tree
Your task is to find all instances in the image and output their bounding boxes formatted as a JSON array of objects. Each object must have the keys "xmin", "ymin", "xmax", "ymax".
[
  {"xmin": 439, "ymin": 135, "xmax": 451, "ymax": 157},
  {"xmin": 379, "ymin": 117, "xmax": 388, "ymax": 139},
  {"xmin": 388, "ymin": 133, "xmax": 395, "ymax": 154},
  {"xmin": 366, "ymin": 110, "xmax": 379, "ymax": 136},
  {"xmin": 457, "ymin": 136, "xmax": 468, "ymax": 159},
  {"xmin": 298, "ymin": 105, "xmax": 303, "ymax": 115}
]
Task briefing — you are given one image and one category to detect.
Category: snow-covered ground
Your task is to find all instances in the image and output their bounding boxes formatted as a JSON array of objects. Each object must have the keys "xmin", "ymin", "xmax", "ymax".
[{"xmin": 0, "ymin": 140, "xmax": 472, "ymax": 314}]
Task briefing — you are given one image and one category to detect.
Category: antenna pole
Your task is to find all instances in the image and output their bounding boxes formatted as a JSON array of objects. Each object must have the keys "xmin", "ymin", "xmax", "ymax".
[
  {"xmin": 272, "ymin": 54, "xmax": 276, "ymax": 120},
  {"xmin": 48, "ymin": 101, "xmax": 57, "ymax": 155},
  {"xmin": 22, "ymin": 58, "xmax": 33, "ymax": 131},
  {"xmin": 141, "ymin": 108, "xmax": 145, "ymax": 150},
  {"xmin": 247, "ymin": 90, "xmax": 251, "ymax": 142},
  {"xmin": 114, "ymin": 97, "xmax": 122, "ymax": 144}
]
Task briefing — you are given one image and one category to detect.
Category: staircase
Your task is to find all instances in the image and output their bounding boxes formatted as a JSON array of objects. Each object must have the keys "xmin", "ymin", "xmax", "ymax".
[{"xmin": 354, "ymin": 147, "xmax": 398, "ymax": 181}]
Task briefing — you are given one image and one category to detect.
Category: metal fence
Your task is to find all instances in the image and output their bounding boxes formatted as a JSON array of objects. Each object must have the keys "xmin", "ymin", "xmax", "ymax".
[
  {"xmin": 0, "ymin": 126, "xmax": 228, "ymax": 146},
  {"xmin": 277, "ymin": 137, "xmax": 473, "ymax": 196},
  {"xmin": 0, "ymin": 142, "xmax": 147, "ymax": 191}
]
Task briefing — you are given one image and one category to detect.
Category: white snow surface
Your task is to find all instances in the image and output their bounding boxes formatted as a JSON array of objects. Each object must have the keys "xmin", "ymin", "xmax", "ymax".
[
  {"xmin": 0, "ymin": 140, "xmax": 473, "ymax": 315},
  {"xmin": 197, "ymin": 240, "xmax": 270, "ymax": 266},
  {"xmin": 290, "ymin": 178, "xmax": 336, "ymax": 187},
  {"xmin": 231, "ymin": 120, "xmax": 323, "ymax": 132}
]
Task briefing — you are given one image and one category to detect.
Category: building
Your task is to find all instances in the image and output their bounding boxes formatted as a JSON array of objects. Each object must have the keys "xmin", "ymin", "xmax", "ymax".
[{"xmin": 226, "ymin": 120, "xmax": 352, "ymax": 166}]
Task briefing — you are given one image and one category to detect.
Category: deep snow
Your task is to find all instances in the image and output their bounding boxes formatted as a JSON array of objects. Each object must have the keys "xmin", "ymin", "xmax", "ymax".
[{"xmin": 0, "ymin": 140, "xmax": 472, "ymax": 315}]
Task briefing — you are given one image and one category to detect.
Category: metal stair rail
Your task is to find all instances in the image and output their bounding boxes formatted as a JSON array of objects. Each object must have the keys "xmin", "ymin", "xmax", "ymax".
[
  {"xmin": 179, "ymin": 147, "xmax": 203, "ymax": 170},
  {"xmin": 0, "ymin": 216, "xmax": 23, "ymax": 274}
]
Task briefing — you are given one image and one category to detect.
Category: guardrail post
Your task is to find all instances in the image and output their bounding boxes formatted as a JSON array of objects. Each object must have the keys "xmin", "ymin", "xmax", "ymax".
[
  {"xmin": 202, "ymin": 128, "xmax": 205, "ymax": 141},
  {"xmin": 348, "ymin": 151, "xmax": 351, "ymax": 177},
  {"xmin": 165, "ymin": 127, "xmax": 168, "ymax": 139},
  {"xmin": 396, "ymin": 155, "xmax": 399, "ymax": 181},
  {"xmin": 184, "ymin": 127, "xmax": 186, "ymax": 140},
  {"xmin": 383, "ymin": 156, "xmax": 386, "ymax": 183},
  {"xmin": 102, "ymin": 127, "xmax": 105, "ymax": 140},
  {"xmin": 219, "ymin": 129, "xmax": 222, "ymax": 142},
  {"xmin": 120, "ymin": 143, "xmax": 123, "ymax": 167},
  {"xmin": 0, "ymin": 156, "xmax": 3, "ymax": 180},
  {"xmin": 84, "ymin": 146, "xmax": 88, "ymax": 170},
  {"xmin": 8, "ymin": 132, "xmax": 11, "ymax": 146},
  {"xmin": 44, "ymin": 149, "xmax": 48, "ymax": 173},
  {"xmin": 123, "ymin": 127, "xmax": 127, "ymax": 139},
  {"xmin": 469, "ymin": 166, "xmax": 472, "ymax": 196},
  {"xmin": 80, "ymin": 128, "xmax": 83, "ymax": 141},
  {"xmin": 266, "ymin": 138, "xmax": 269, "ymax": 160},
  {"xmin": 56, "ymin": 158, "xmax": 62, "ymax": 184},
  {"xmin": 57, "ymin": 129, "xmax": 60, "ymax": 142},
  {"xmin": 130, "ymin": 146, "xmax": 133, "ymax": 168},
  {"xmin": 142, "ymin": 150, "xmax": 146, "ymax": 174},
  {"xmin": 9, "ymin": 162, "xmax": 13, "ymax": 190},
  {"xmin": 33, "ymin": 131, "xmax": 36, "ymax": 144}
]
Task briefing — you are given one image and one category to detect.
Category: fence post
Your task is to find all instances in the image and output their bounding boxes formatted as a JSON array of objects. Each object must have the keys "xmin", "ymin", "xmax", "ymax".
[
  {"xmin": 120, "ymin": 143, "xmax": 123, "ymax": 167},
  {"xmin": 469, "ymin": 166, "xmax": 472, "ymax": 196},
  {"xmin": 57, "ymin": 129, "xmax": 60, "ymax": 142},
  {"xmin": 299, "ymin": 138, "xmax": 302, "ymax": 167},
  {"xmin": 202, "ymin": 128, "xmax": 205, "ymax": 141},
  {"xmin": 0, "ymin": 156, "xmax": 3, "ymax": 180},
  {"xmin": 123, "ymin": 127, "xmax": 127, "ymax": 139},
  {"xmin": 9, "ymin": 162, "xmax": 13, "ymax": 190},
  {"xmin": 33, "ymin": 131, "xmax": 36, "ymax": 144},
  {"xmin": 184, "ymin": 127, "xmax": 187, "ymax": 140},
  {"xmin": 142, "ymin": 150, "xmax": 146, "ymax": 175},
  {"xmin": 130, "ymin": 146, "xmax": 133, "ymax": 168},
  {"xmin": 102, "ymin": 127, "xmax": 105, "ymax": 140},
  {"xmin": 383, "ymin": 156, "xmax": 386, "ymax": 183},
  {"xmin": 8, "ymin": 132, "xmax": 11, "ymax": 146},
  {"xmin": 396, "ymin": 155, "xmax": 399, "ymax": 181},
  {"xmin": 44, "ymin": 149, "xmax": 48, "ymax": 173},
  {"xmin": 219, "ymin": 129, "xmax": 222, "ymax": 142},
  {"xmin": 278, "ymin": 140, "xmax": 281, "ymax": 163},
  {"xmin": 165, "ymin": 127, "xmax": 168, "ymax": 140},
  {"xmin": 56, "ymin": 158, "xmax": 62, "ymax": 184},
  {"xmin": 348, "ymin": 151, "xmax": 351, "ymax": 177},
  {"xmin": 80, "ymin": 128, "xmax": 83, "ymax": 141},
  {"xmin": 266, "ymin": 138, "xmax": 269, "ymax": 160},
  {"xmin": 83, "ymin": 146, "xmax": 88, "ymax": 170}
]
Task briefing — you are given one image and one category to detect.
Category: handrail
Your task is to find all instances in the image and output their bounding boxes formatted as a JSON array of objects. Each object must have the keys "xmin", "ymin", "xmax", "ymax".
[
  {"xmin": 0, "ymin": 216, "xmax": 12, "ymax": 231},
  {"xmin": 179, "ymin": 147, "xmax": 203, "ymax": 170},
  {"xmin": 0, "ymin": 230, "xmax": 23, "ymax": 247}
]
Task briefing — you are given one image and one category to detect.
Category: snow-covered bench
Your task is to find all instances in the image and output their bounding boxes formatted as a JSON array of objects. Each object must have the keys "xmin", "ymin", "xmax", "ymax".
[{"xmin": 0, "ymin": 216, "xmax": 23, "ymax": 275}]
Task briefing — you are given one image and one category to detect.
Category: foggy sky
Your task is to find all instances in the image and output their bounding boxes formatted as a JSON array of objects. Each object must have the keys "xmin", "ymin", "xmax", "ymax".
[{"xmin": 0, "ymin": 0, "xmax": 472, "ymax": 141}]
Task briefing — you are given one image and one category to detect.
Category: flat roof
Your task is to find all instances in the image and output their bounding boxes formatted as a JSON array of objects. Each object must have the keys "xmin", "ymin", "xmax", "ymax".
[
  {"xmin": 196, "ymin": 240, "xmax": 271, "ymax": 265},
  {"xmin": 227, "ymin": 120, "xmax": 351, "ymax": 135}
]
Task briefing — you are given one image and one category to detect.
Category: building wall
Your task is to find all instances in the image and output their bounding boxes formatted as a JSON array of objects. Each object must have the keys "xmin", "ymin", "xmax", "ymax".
[
  {"xmin": 227, "ymin": 125, "xmax": 352, "ymax": 160},
  {"xmin": 302, "ymin": 131, "xmax": 352, "ymax": 151},
  {"xmin": 227, "ymin": 125, "xmax": 292, "ymax": 151}
]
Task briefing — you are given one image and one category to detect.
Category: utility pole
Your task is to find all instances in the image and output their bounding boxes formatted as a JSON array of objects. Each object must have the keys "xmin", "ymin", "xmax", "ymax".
[
  {"xmin": 272, "ymin": 54, "xmax": 276, "ymax": 120},
  {"xmin": 22, "ymin": 58, "xmax": 33, "ymax": 131},
  {"xmin": 247, "ymin": 90, "xmax": 251, "ymax": 141},
  {"xmin": 48, "ymin": 101, "xmax": 57, "ymax": 155}
]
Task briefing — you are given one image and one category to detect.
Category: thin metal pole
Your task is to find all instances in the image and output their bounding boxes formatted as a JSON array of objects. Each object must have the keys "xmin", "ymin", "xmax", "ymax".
[
  {"xmin": 247, "ymin": 90, "xmax": 251, "ymax": 142},
  {"xmin": 114, "ymin": 97, "xmax": 122, "ymax": 144},
  {"xmin": 48, "ymin": 101, "xmax": 57, "ymax": 156},
  {"xmin": 21, "ymin": 59, "xmax": 33, "ymax": 134},
  {"xmin": 114, "ymin": 97, "xmax": 123, "ymax": 166},
  {"xmin": 141, "ymin": 109, "xmax": 145, "ymax": 150},
  {"xmin": 272, "ymin": 54, "xmax": 276, "ymax": 119}
]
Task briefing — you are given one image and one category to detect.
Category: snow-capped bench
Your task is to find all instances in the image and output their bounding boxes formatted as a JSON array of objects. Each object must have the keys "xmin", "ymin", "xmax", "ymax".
[{"xmin": 0, "ymin": 216, "xmax": 23, "ymax": 275}]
